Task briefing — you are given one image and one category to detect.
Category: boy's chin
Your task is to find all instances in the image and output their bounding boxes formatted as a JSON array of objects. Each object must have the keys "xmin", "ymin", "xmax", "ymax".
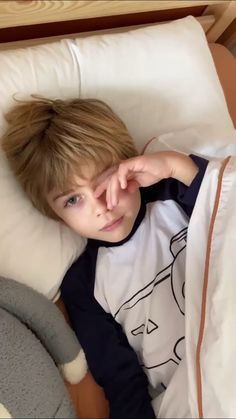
[{"xmin": 98, "ymin": 226, "xmax": 133, "ymax": 243}]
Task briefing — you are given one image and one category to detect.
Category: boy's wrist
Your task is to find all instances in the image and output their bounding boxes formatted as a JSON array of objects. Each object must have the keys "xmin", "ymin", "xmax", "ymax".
[{"xmin": 161, "ymin": 151, "xmax": 199, "ymax": 186}]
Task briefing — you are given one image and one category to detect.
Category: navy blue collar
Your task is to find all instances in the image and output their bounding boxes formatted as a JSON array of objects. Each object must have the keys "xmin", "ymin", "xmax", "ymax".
[{"xmin": 87, "ymin": 200, "xmax": 146, "ymax": 248}]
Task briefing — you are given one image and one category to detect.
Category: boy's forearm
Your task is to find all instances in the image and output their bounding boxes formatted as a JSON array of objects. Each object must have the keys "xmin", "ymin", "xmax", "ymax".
[{"xmin": 164, "ymin": 151, "xmax": 199, "ymax": 186}]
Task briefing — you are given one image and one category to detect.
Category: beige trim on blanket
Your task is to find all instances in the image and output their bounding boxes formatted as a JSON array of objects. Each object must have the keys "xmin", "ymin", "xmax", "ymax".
[{"xmin": 196, "ymin": 156, "xmax": 231, "ymax": 418}]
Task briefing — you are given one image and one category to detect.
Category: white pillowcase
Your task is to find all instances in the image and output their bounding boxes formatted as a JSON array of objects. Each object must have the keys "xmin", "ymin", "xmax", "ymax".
[
  {"xmin": 0, "ymin": 150, "xmax": 85, "ymax": 300},
  {"xmin": 0, "ymin": 39, "xmax": 81, "ymax": 132},
  {"xmin": 76, "ymin": 16, "xmax": 233, "ymax": 151},
  {"xmin": 0, "ymin": 40, "xmax": 85, "ymax": 300},
  {"xmin": 144, "ymin": 126, "xmax": 236, "ymax": 159},
  {"xmin": 0, "ymin": 16, "xmax": 233, "ymax": 298}
]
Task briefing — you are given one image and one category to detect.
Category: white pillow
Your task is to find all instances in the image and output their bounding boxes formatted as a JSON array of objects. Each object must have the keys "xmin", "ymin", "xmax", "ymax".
[
  {"xmin": 144, "ymin": 126, "xmax": 236, "ymax": 159},
  {"xmin": 0, "ymin": 16, "xmax": 233, "ymax": 298},
  {"xmin": 0, "ymin": 150, "xmax": 85, "ymax": 300},
  {"xmin": 0, "ymin": 39, "xmax": 81, "ymax": 131},
  {"xmin": 0, "ymin": 40, "xmax": 85, "ymax": 300},
  {"xmin": 75, "ymin": 16, "xmax": 233, "ymax": 151}
]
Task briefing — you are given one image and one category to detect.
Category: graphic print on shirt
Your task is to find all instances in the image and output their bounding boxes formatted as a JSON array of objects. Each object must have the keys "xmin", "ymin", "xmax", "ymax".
[{"xmin": 114, "ymin": 227, "xmax": 187, "ymax": 382}]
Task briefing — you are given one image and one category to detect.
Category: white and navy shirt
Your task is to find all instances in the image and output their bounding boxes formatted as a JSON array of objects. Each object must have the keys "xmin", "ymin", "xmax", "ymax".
[{"xmin": 61, "ymin": 155, "xmax": 208, "ymax": 419}]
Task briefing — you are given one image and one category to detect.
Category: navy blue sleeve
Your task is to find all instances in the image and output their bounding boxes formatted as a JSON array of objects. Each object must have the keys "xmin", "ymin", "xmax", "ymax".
[
  {"xmin": 141, "ymin": 154, "xmax": 208, "ymax": 218},
  {"xmin": 61, "ymin": 247, "xmax": 156, "ymax": 419}
]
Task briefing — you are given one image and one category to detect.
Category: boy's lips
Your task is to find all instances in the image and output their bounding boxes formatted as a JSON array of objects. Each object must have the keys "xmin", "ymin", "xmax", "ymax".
[{"xmin": 100, "ymin": 216, "xmax": 123, "ymax": 232}]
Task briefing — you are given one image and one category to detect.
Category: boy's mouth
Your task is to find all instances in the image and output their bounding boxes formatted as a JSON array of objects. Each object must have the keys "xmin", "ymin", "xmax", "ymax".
[{"xmin": 100, "ymin": 216, "xmax": 123, "ymax": 232}]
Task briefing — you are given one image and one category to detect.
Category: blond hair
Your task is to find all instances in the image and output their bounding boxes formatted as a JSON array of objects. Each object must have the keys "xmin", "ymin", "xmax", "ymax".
[{"xmin": 1, "ymin": 97, "xmax": 138, "ymax": 217}]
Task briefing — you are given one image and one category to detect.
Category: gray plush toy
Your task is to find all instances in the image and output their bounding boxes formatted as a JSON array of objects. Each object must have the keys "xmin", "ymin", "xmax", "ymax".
[{"xmin": 0, "ymin": 277, "xmax": 87, "ymax": 419}]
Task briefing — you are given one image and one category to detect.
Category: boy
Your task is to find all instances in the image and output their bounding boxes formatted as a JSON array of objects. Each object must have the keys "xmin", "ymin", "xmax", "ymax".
[{"xmin": 2, "ymin": 97, "xmax": 208, "ymax": 418}]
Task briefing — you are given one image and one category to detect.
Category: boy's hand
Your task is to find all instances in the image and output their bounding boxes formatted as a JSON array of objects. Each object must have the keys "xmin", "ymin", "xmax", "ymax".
[
  {"xmin": 94, "ymin": 152, "xmax": 199, "ymax": 210},
  {"xmin": 94, "ymin": 154, "xmax": 170, "ymax": 209}
]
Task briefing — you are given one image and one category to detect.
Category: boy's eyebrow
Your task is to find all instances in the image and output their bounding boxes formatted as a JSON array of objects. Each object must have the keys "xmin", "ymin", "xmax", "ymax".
[{"xmin": 53, "ymin": 166, "xmax": 115, "ymax": 201}]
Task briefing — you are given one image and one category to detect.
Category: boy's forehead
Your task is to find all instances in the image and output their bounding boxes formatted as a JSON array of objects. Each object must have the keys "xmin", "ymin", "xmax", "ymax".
[{"xmin": 79, "ymin": 162, "xmax": 102, "ymax": 179}]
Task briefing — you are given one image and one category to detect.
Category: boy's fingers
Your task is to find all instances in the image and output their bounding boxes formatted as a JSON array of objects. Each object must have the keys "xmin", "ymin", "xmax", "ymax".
[
  {"xmin": 110, "ymin": 175, "xmax": 120, "ymax": 208},
  {"xmin": 94, "ymin": 165, "xmax": 118, "ymax": 198},
  {"xmin": 107, "ymin": 174, "xmax": 120, "ymax": 209},
  {"xmin": 118, "ymin": 165, "xmax": 129, "ymax": 189},
  {"xmin": 106, "ymin": 180, "xmax": 112, "ymax": 210},
  {"xmin": 95, "ymin": 161, "xmax": 140, "ymax": 201},
  {"xmin": 94, "ymin": 179, "xmax": 109, "ymax": 198},
  {"xmin": 118, "ymin": 160, "xmax": 139, "ymax": 189}
]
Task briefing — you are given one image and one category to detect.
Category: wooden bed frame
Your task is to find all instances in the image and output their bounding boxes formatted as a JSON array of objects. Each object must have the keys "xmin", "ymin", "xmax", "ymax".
[
  {"xmin": 0, "ymin": 1, "xmax": 235, "ymax": 49},
  {"xmin": 1, "ymin": 2, "xmax": 234, "ymax": 418}
]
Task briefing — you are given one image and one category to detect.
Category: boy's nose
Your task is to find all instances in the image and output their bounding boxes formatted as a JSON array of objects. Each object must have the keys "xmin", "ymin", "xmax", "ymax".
[{"xmin": 94, "ymin": 194, "xmax": 108, "ymax": 217}]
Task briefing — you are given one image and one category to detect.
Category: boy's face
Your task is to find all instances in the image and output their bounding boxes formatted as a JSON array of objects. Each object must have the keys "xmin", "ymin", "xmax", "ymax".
[{"xmin": 47, "ymin": 164, "xmax": 141, "ymax": 243}]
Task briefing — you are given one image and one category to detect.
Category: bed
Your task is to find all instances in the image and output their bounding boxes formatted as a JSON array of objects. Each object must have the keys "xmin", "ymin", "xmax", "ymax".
[
  {"xmin": 0, "ymin": 1, "xmax": 235, "ymax": 418},
  {"xmin": 0, "ymin": 0, "xmax": 235, "ymax": 131}
]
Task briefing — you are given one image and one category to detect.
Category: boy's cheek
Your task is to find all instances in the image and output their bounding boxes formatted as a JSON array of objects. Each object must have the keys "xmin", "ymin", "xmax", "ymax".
[
  {"xmin": 126, "ymin": 179, "xmax": 140, "ymax": 194},
  {"xmin": 120, "ymin": 188, "xmax": 140, "ymax": 205},
  {"xmin": 58, "ymin": 212, "xmax": 82, "ymax": 232},
  {"xmin": 118, "ymin": 188, "xmax": 136, "ymax": 203}
]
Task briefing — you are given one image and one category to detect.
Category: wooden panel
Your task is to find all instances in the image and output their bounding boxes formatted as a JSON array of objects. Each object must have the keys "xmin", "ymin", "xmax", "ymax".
[
  {"xmin": 218, "ymin": 18, "xmax": 236, "ymax": 50},
  {"xmin": 200, "ymin": 15, "xmax": 216, "ymax": 32},
  {"xmin": 205, "ymin": 1, "xmax": 236, "ymax": 41},
  {"xmin": 0, "ymin": 15, "xmax": 215, "ymax": 51},
  {"xmin": 0, "ymin": 0, "xmax": 225, "ymax": 29},
  {"xmin": 0, "ymin": 5, "xmax": 208, "ymax": 44}
]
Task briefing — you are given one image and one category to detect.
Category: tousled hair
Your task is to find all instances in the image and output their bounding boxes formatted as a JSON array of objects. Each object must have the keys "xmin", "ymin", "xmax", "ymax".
[{"xmin": 1, "ymin": 97, "xmax": 138, "ymax": 217}]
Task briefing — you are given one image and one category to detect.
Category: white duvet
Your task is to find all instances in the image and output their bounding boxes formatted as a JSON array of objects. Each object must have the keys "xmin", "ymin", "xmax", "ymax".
[{"xmin": 152, "ymin": 157, "xmax": 236, "ymax": 418}]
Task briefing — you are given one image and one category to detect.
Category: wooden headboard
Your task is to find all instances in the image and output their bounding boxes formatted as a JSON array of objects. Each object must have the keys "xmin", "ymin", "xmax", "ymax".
[{"xmin": 0, "ymin": 0, "xmax": 235, "ymax": 49}]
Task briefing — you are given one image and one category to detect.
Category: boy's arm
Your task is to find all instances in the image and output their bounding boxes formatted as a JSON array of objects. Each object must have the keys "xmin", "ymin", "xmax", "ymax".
[
  {"xmin": 141, "ymin": 154, "xmax": 208, "ymax": 218},
  {"xmin": 94, "ymin": 151, "xmax": 208, "ymax": 216},
  {"xmin": 61, "ymin": 248, "xmax": 156, "ymax": 419},
  {"xmin": 161, "ymin": 151, "xmax": 199, "ymax": 186},
  {"xmin": 56, "ymin": 298, "xmax": 109, "ymax": 419}
]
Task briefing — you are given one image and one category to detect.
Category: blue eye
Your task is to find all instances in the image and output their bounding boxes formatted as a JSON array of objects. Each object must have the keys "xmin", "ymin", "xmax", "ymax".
[{"xmin": 64, "ymin": 195, "xmax": 82, "ymax": 208}]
